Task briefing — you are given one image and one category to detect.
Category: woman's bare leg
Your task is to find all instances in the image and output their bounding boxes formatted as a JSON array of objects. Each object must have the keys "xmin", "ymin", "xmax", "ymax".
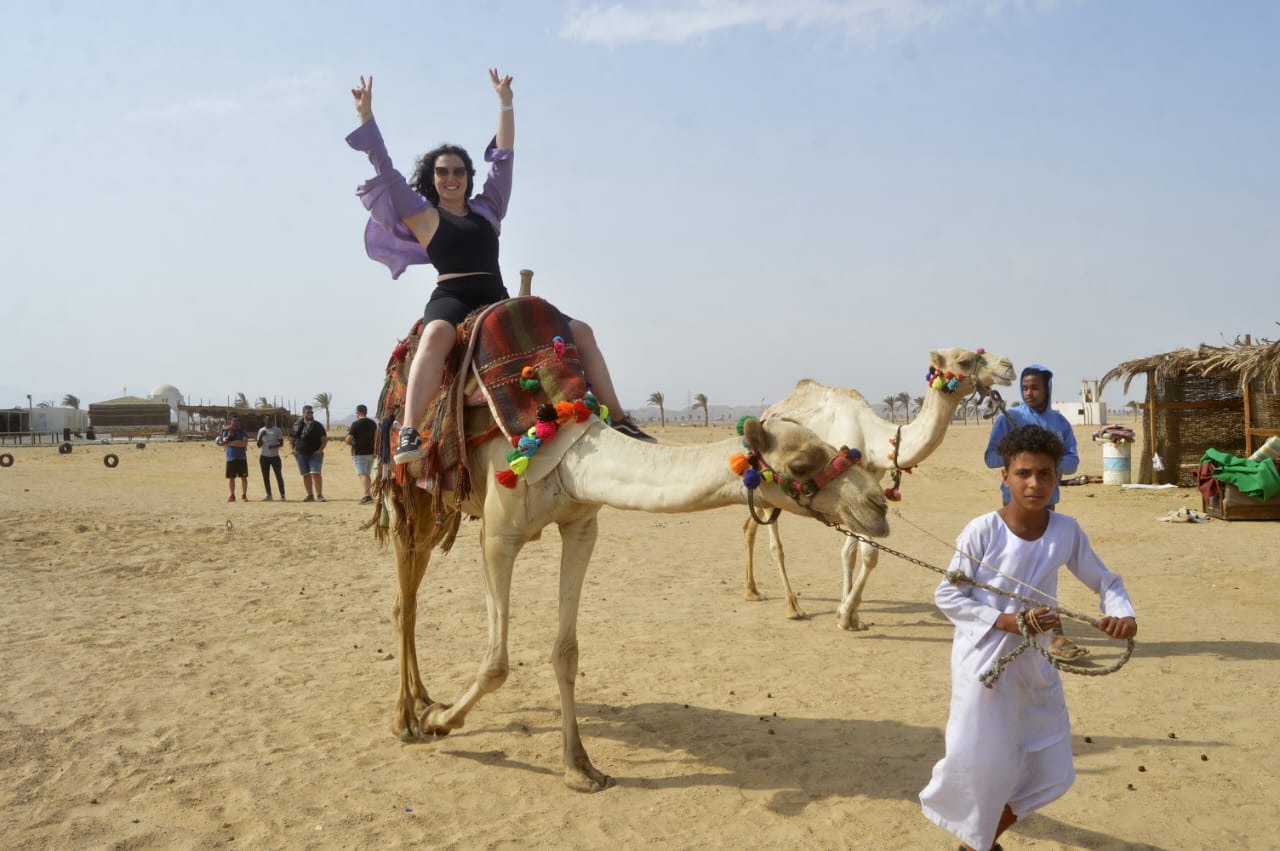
[{"xmin": 396, "ymin": 319, "xmax": 456, "ymax": 462}]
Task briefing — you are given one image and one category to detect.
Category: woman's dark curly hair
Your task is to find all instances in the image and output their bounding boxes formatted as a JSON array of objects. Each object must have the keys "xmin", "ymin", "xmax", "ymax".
[
  {"xmin": 996, "ymin": 425, "xmax": 1065, "ymax": 467},
  {"xmin": 409, "ymin": 144, "xmax": 476, "ymax": 206}
]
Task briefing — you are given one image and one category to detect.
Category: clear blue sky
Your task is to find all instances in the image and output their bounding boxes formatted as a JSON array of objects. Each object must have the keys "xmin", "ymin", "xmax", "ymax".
[{"xmin": 3, "ymin": 0, "xmax": 1276, "ymax": 416}]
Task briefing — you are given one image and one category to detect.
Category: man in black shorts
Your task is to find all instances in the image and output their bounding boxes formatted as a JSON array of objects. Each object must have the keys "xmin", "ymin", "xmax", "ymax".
[{"xmin": 219, "ymin": 414, "xmax": 250, "ymax": 502}]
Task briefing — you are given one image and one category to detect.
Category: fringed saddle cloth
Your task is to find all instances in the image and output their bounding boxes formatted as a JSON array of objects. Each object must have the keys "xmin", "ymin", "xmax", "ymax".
[{"xmin": 374, "ymin": 296, "xmax": 599, "ymax": 504}]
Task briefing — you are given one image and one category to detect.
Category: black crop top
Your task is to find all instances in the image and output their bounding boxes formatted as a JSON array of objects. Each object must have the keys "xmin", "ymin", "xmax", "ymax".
[{"xmin": 428, "ymin": 207, "xmax": 501, "ymax": 276}]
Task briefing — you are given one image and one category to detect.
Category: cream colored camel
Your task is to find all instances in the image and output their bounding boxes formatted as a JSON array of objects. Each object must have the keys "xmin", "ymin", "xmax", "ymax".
[
  {"xmin": 381, "ymin": 415, "xmax": 889, "ymax": 793},
  {"xmin": 744, "ymin": 347, "xmax": 1015, "ymax": 628}
]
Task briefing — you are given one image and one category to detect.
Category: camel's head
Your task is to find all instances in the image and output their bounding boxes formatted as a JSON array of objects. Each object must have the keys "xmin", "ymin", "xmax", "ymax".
[
  {"xmin": 744, "ymin": 417, "xmax": 890, "ymax": 537},
  {"xmin": 928, "ymin": 347, "xmax": 1016, "ymax": 393}
]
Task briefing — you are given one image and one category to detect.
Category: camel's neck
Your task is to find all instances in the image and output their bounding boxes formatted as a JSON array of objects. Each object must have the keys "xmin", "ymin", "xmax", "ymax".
[
  {"xmin": 555, "ymin": 428, "xmax": 751, "ymax": 512},
  {"xmin": 851, "ymin": 387, "xmax": 966, "ymax": 472}
]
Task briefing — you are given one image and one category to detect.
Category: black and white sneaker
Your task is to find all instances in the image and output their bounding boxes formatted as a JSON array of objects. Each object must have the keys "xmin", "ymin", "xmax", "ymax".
[
  {"xmin": 612, "ymin": 416, "xmax": 657, "ymax": 443},
  {"xmin": 394, "ymin": 426, "xmax": 423, "ymax": 463}
]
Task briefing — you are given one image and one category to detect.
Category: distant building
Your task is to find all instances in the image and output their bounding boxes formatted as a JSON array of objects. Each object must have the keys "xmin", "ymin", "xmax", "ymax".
[
  {"xmin": 148, "ymin": 383, "xmax": 190, "ymax": 430},
  {"xmin": 88, "ymin": 396, "xmax": 173, "ymax": 435},
  {"xmin": 1052, "ymin": 379, "xmax": 1108, "ymax": 426}
]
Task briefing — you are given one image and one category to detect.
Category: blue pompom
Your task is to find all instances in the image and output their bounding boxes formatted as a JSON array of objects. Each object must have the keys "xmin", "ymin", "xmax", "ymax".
[{"xmin": 742, "ymin": 468, "xmax": 762, "ymax": 489}]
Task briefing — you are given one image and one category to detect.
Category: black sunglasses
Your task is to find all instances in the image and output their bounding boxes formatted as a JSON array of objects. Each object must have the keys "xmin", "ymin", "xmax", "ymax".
[{"xmin": 434, "ymin": 166, "xmax": 468, "ymax": 179}]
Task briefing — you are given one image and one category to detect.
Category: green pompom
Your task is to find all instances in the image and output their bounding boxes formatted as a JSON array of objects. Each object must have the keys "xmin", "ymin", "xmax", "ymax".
[{"xmin": 735, "ymin": 415, "xmax": 756, "ymax": 436}]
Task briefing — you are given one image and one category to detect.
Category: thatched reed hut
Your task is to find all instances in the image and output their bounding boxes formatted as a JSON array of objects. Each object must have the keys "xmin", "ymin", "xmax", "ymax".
[
  {"xmin": 177, "ymin": 405, "xmax": 296, "ymax": 438},
  {"xmin": 1100, "ymin": 332, "xmax": 1280, "ymax": 485},
  {"xmin": 88, "ymin": 396, "xmax": 173, "ymax": 435}
]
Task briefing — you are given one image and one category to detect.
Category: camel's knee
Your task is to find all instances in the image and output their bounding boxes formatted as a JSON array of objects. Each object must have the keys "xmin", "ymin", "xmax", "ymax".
[
  {"xmin": 551, "ymin": 638, "xmax": 580, "ymax": 679},
  {"xmin": 476, "ymin": 661, "xmax": 510, "ymax": 692}
]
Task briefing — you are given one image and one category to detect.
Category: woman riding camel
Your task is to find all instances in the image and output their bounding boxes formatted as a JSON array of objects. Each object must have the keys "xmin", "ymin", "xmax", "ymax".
[{"xmin": 347, "ymin": 70, "xmax": 654, "ymax": 463}]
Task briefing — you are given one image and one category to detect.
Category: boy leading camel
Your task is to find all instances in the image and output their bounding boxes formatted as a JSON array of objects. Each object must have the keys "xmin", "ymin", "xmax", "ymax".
[{"xmin": 922, "ymin": 425, "xmax": 1137, "ymax": 851}]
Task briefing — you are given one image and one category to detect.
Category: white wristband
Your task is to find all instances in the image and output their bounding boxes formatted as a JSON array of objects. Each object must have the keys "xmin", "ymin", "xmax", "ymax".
[{"xmin": 499, "ymin": 104, "xmax": 513, "ymax": 112}]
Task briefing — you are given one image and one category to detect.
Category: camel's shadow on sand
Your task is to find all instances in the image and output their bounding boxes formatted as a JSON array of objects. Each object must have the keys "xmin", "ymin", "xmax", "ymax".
[{"xmin": 440, "ymin": 702, "xmax": 1182, "ymax": 850}]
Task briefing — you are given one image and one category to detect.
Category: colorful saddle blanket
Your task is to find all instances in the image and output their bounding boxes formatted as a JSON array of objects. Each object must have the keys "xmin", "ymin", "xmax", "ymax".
[{"xmin": 375, "ymin": 296, "xmax": 596, "ymax": 502}]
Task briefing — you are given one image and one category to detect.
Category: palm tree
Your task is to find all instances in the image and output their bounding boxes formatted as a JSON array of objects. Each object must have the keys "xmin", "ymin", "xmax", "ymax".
[
  {"xmin": 37, "ymin": 400, "xmax": 54, "ymax": 408},
  {"xmin": 234, "ymin": 392, "xmax": 250, "ymax": 408},
  {"xmin": 255, "ymin": 396, "xmax": 271, "ymax": 408},
  {"xmin": 895, "ymin": 391, "xmax": 911, "ymax": 423},
  {"xmin": 912, "ymin": 395, "xmax": 925, "ymax": 422},
  {"xmin": 313, "ymin": 392, "xmax": 333, "ymax": 429},
  {"xmin": 1127, "ymin": 400, "xmax": 1141, "ymax": 420},
  {"xmin": 61, "ymin": 394, "xmax": 80, "ymax": 410},
  {"xmin": 692, "ymin": 393, "xmax": 709, "ymax": 427},
  {"xmin": 882, "ymin": 396, "xmax": 897, "ymax": 423},
  {"xmin": 647, "ymin": 392, "xmax": 666, "ymax": 428}
]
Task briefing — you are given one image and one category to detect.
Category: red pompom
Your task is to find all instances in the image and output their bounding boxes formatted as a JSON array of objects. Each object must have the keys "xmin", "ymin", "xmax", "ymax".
[
  {"xmin": 572, "ymin": 401, "xmax": 591, "ymax": 422},
  {"xmin": 496, "ymin": 469, "xmax": 518, "ymax": 489},
  {"xmin": 511, "ymin": 434, "xmax": 522, "ymax": 447}
]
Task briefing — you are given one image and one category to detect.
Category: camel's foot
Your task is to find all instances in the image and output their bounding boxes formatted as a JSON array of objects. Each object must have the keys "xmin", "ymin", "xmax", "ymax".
[
  {"xmin": 420, "ymin": 701, "xmax": 465, "ymax": 737},
  {"xmin": 564, "ymin": 764, "xmax": 615, "ymax": 793},
  {"xmin": 744, "ymin": 587, "xmax": 764, "ymax": 602},
  {"xmin": 393, "ymin": 694, "xmax": 436, "ymax": 741},
  {"xmin": 836, "ymin": 609, "xmax": 870, "ymax": 631},
  {"xmin": 786, "ymin": 604, "xmax": 809, "ymax": 621}
]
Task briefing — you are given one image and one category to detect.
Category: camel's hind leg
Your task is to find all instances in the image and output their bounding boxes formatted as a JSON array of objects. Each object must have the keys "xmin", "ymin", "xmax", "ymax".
[
  {"xmin": 420, "ymin": 520, "xmax": 520, "ymax": 737},
  {"xmin": 836, "ymin": 538, "xmax": 877, "ymax": 631},
  {"xmin": 550, "ymin": 512, "xmax": 614, "ymax": 792},
  {"xmin": 391, "ymin": 531, "xmax": 436, "ymax": 740}
]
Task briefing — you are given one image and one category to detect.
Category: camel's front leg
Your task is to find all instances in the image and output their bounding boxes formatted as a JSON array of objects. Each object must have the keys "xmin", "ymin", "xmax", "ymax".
[
  {"xmin": 553, "ymin": 513, "xmax": 614, "ymax": 793},
  {"xmin": 836, "ymin": 538, "xmax": 877, "ymax": 631},
  {"xmin": 742, "ymin": 517, "xmax": 764, "ymax": 601},
  {"xmin": 421, "ymin": 526, "xmax": 519, "ymax": 736},
  {"xmin": 391, "ymin": 535, "xmax": 435, "ymax": 739},
  {"xmin": 765, "ymin": 520, "xmax": 805, "ymax": 619}
]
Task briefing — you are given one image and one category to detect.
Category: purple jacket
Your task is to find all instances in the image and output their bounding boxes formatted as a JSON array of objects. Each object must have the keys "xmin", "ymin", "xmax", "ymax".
[{"xmin": 346, "ymin": 118, "xmax": 513, "ymax": 279}]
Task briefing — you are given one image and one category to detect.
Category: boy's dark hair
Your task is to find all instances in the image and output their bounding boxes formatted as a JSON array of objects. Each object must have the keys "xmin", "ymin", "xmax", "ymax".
[{"xmin": 997, "ymin": 425, "xmax": 1065, "ymax": 467}]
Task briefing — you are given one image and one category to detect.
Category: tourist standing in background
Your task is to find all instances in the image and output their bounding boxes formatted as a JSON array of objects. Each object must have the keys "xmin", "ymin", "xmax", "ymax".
[
  {"xmin": 256, "ymin": 413, "xmax": 287, "ymax": 501},
  {"xmin": 345, "ymin": 404, "xmax": 377, "ymax": 505}
]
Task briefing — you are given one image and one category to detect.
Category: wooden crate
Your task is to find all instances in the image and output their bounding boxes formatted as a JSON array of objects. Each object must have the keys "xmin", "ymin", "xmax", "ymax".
[{"xmin": 1202, "ymin": 484, "xmax": 1280, "ymax": 521}]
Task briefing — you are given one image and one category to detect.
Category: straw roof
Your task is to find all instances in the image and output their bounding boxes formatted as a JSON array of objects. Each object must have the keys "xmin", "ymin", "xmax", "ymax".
[{"xmin": 1100, "ymin": 330, "xmax": 1280, "ymax": 395}]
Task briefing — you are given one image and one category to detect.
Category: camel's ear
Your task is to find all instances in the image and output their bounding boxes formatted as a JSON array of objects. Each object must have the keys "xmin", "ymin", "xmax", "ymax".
[
  {"xmin": 930, "ymin": 350, "xmax": 945, "ymax": 369},
  {"xmin": 742, "ymin": 416, "xmax": 771, "ymax": 455}
]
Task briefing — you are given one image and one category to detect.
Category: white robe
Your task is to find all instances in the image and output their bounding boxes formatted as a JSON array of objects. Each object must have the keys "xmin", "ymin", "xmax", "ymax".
[{"xmin": 919, "ymin": 511, "xmax": 1136, "ymax": 851}]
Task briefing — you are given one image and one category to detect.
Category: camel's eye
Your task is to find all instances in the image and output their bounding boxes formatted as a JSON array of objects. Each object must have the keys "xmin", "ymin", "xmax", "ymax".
[
  {"xmin": 787, "ymin": 447, "xmax": 826, "ymax": 479},
  {"xmin": 957, "ymin": 357, "xmax": 973, "ymax": 370}
]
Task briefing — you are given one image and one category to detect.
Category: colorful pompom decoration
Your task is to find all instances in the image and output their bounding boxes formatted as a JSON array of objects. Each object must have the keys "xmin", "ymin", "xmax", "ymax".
[
  {"xmin": 885, "ymin": 487, "xmax": 902, "ymax": 501},
  {"xmin": 728, "ymin": 453, "xmax": 751, "ymax": 475},
  {"xmin": 742, "ymin": 468, "xmax": 762, "ymax": 489},
  {"xmin": 736, "ymin": 415, "xmax": 756, "ymax": 436},
  {"xmin": 494, "ymin": 339, "xmax": 622, "ymax": 489}
]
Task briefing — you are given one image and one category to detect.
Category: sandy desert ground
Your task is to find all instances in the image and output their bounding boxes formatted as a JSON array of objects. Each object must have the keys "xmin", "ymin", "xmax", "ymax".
[{"xmin": 1, "ymin": 421, "xmax": 1277, "ymax": 850}]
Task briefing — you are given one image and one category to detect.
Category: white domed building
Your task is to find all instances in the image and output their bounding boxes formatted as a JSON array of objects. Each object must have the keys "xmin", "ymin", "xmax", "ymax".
[{"xmin": 149, "ymin": 383, "xmax": 189, "ymax": 430}]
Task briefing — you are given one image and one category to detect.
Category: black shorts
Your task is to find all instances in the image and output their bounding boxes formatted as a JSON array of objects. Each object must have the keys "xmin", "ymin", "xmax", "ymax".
[
  {"xmin": 423, "ymin": 274, "xmax": 509, "ymax": 326},
  {"xmin": 225, "ymin": 459, "xmax": 249, "ymax": 479}
]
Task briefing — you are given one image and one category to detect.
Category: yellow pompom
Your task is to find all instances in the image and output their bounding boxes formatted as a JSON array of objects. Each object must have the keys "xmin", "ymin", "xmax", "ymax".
[{"xmin": 510, "ymin": 455, "xmax": 529, "ymax": 475}]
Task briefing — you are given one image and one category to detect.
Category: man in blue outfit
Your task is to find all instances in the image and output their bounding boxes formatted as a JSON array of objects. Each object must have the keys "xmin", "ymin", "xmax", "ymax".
[{"xmin": 984, "ymin": 364, "xmax": 1084, "ymax": 660}]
